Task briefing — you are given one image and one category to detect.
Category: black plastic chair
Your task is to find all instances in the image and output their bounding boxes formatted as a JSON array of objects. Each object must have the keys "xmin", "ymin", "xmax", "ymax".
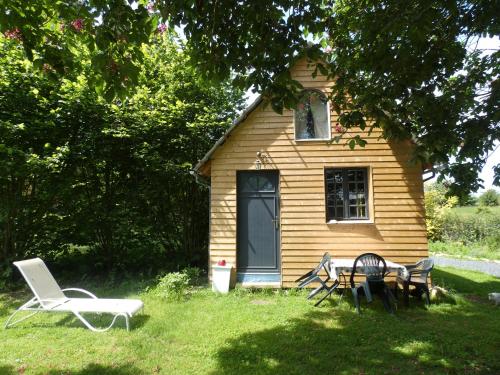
[
  {"xmin": 295, "ymin": 253, "xmax": 340, "ymax": 306},
  {"xmin": 394, "ymin": 258, "xmax": 434, "ymax": 307},
  {"xmin": 350, "ymin": 253, "xmax": 396, "ymax": 314}
]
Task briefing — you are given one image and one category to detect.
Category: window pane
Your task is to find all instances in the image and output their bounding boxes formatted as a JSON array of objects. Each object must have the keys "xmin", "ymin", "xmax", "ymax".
[
  {"xmin": 326, "ymin": 168, "xmax": 368, "ymax": 221},
  {"xmin": 327, "ymin": 195, "xmax": 335, "ymax": 206},
  {"xmin": 336, "ymin": 207, "xmax": 344, "ymax": 219},
  {"xmin": 240, "ymin": 174, "xmax": 275, "ymax": 192},
  {"xmin": 328, "ymin": 206, "xmax": 336, "ymax": 220},
  {"xmin": 347, "ymin": 170, "xmax": 355, "ymax": 181},
  {"xmin": 295, "ymin": 90, "xmax": 329, "ymax": 140}
]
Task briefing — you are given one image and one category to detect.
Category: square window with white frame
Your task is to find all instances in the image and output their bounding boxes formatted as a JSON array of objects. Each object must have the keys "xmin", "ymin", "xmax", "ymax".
[
  {"xmin": 294, "ymin": 89, "xmax": 331, "ymax": 140},
  {"xmin": 325, "ymin": 168, "xmax": 369, "ymax": 222}
]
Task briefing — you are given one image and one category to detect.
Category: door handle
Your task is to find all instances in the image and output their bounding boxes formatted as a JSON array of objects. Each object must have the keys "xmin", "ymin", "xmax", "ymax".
[{"xmin": 272, "ymin": 217, "xmax": 280, "ymax": 229}]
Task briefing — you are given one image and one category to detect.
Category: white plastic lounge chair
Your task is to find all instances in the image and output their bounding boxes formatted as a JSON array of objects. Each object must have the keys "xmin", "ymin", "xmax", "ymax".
[{"xmin": 4, "ymin": 258, "xmax": 144, "ymax": 332}]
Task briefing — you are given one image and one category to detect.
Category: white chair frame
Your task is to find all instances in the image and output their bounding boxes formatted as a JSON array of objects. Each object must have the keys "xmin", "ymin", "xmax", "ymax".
[{"xmin": 4, "ymin": 258, "xmax": 143, "ymax": 332}]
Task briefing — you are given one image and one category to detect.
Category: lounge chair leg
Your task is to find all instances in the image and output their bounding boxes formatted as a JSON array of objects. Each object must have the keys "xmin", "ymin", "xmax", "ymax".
[
  {"xmin": 4, "ymin": 310, "xmax": 40, "ymax": 329},
  {"xmin": 72, "ymin": 311, "xmax": 127, "ymax": 332}
]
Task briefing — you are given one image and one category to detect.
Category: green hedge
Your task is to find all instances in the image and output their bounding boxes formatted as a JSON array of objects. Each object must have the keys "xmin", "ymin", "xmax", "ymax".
[
  {"xmin": 441, "ymin": 212, "xmax": 500, "ymax": 245},
  {"xmin": 429, "ymin": 211, "xmax": 500, "ymax": 260}
]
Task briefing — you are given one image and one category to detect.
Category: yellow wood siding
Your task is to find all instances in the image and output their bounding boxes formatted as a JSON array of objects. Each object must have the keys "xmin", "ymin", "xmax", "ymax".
[{"xmin": 205, "ymin": 59, "xmax": 428, "ymax": 287}]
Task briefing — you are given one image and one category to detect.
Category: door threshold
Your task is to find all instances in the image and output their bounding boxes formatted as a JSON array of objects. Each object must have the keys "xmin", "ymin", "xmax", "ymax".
[{"xmin": 237, "ymin": 272, "xmax": 281, "ymax": 284}]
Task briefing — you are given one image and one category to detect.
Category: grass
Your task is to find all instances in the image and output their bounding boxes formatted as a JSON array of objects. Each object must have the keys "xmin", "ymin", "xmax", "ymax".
[
  {"xmin": 429, "ymin": 241, "xmax": 500, "ymax": 260},
  {"xmin": 1, "ymin": 267, "xmax": 499, "ymax": 374}
]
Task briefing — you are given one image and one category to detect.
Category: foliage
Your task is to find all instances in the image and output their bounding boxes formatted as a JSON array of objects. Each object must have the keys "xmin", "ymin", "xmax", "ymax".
[
  {"xmin": 457, "ymin": 192, "xmax": 477, "ymax": 207},
  {"xmin": 429, "ymin": 203, "xmax": 500, "ymax": 260},
  {"xmin": 478, "ymin": 189, "xmax": 500, "ymax": 206},
  {"xmin": 182, "ymin": 266, "xmax": 205, "ymax": 286},
  {"xmin": 148, "ymin": 266, "xmax": 204, "ymax": 299},
  {"xmin": 0, "ymin": 0, "xmax": 155, "ymax": 100},
  {"xmin": 441, "ymin": 212, "xmax": 500, "ymax": 245},
  {"xmin": 0, "ymin": 34, "xmax": 244, "ymax": 279},
  {"xmin": 424, "ymin": 183, "xmax": 458, "ymax": 241},
  {"xmin": 1, "ymin": 1, "xmax": 499, "ymax": 195},
  {"xmin": 149, "ymin": 271, "xmax": 190, "ymax": 300},
  {"xmin": 429, "ymin": 241, "xmax": 500, "ymax": 261},
  {"xmin": 1, "ymin": 267, "xmax": 499, "ymax": 374}
]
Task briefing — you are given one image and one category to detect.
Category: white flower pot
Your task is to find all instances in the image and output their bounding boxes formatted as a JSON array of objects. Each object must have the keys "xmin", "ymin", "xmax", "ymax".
[{"xmin": 212, "ymin": 264, "xmax": 232, "ymax": 293}]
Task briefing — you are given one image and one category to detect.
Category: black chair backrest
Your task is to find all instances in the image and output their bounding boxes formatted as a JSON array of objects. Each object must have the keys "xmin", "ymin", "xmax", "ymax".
[{"xmin": 350, "ymin": 253, "xmax": 387, "ymax": 287}]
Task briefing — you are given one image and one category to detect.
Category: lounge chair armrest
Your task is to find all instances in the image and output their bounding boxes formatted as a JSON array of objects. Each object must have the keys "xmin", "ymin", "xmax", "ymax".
[{"xmin": 62, "ymin": 288, "xmax": 98, "ymax": 299}]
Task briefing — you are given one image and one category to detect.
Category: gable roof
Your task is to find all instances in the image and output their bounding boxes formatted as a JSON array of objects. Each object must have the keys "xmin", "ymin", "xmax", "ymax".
[{"xmin": 193, "ymin": 95, "xmax": 263, "ymax": 174}]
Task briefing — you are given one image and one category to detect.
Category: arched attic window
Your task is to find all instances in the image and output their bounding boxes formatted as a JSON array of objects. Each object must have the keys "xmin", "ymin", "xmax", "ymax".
[{"xmin": 294, "ymin": 89, "xmax": 331, "ymax": 141}]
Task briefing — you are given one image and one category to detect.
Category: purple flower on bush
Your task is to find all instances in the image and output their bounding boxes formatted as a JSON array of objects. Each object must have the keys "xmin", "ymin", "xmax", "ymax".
[
  {"xmin": 4, "ymin": 28, "xmax": 22, "ymax": 41},
  {"xmin": 157, "ymin": 23, "xmax": 167, "ymax": 34},
  {"xmin": 71, "ymin": 19, "xmax": 84, "ymax": 32},
  {"xmin": 147, "ymin": 2, "xmax": 155, "ymax": 13}
]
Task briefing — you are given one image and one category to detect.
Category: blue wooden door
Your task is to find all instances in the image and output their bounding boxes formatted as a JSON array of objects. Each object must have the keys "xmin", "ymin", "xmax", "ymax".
[{"xmin": 237, "ymin": 171, "xmax": 280, "ymax": 273}]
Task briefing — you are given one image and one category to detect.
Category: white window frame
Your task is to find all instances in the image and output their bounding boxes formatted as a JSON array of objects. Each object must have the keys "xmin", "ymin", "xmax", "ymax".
[{"xmin": 324, "ymin": 166, "xmax": 375, "ymax": 224}]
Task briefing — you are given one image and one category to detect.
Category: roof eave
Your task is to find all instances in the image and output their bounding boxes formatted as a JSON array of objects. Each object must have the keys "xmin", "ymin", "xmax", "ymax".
[{"xmin": 193, "ymin": 95, "xmax": 263, "ymax": 174}]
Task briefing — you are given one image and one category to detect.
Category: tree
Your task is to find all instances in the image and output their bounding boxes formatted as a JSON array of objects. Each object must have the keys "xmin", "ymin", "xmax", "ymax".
[
  {"xmin": 1, "ymin": 1, "xmax": 499, "ymax": 195},
  {"xmin": 0, "ymin": 33, "xmax": 244, "ymax": 275},
  {"xmin": 478, "ymin": 189, "xmax": 500, "ymax": 207}
]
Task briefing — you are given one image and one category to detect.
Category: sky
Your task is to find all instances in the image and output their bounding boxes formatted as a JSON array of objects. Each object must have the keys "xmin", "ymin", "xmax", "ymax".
[{"xmin": 244, "ymin": 37, "xmax": 499, "ymax": 193}]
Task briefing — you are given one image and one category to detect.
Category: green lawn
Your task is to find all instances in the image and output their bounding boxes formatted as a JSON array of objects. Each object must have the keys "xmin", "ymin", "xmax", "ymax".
[{"xmin": 1, "ymin": 267, "xmax": 499, "ymax": 375}]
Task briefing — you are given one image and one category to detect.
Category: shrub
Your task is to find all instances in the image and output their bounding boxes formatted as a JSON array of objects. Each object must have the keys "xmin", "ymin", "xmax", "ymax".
[
  {"xmin": 441, "ymin": 212, "xmax": 500, "ymax": 245},
  {"xmin": 182, "ymin": 266, "xmax": 205, "ymax": 286},
  {"xmin": 151, "ymin": 272, "xmax": 190, "ymax": 300},
  {"xmin": 478, "ymin": 189, "xmax": 500, "ymax": 207},
  {"xmin": 424, "ymin": 184, "xmax": 458, "ymax": 241}
]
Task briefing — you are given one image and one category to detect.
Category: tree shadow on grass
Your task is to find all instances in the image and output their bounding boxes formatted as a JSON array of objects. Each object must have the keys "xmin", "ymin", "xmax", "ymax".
[
  {"xmin": 0, "ymin": 365, "xmax": 15, "ymax": 375},
  {"xmin": 0, "ymin": 363, "xmax": 145, "ymax": 374},
  {"xmin": 3, "ymin": 311, "xmax": 150, "ymax": 332},
  {"xmin": 432, "ymin": 268, "xmax": 500, "ymax": 297},
  {"xmin": 44, "ymin": 363, "xmax": 145, "ymax": 375},
  {"xmin": 49, "ymin": 312, "xmax": 150, "ymax": 331},
  {"xmin": 211, "ymin": 294, "xmax": 499, "ymax": 374}
]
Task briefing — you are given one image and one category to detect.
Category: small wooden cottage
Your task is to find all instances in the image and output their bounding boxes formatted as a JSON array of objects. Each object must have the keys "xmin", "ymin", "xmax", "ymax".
[{"xmin": 193, "ymin": 59, "xmax": 428, "ymax": 287}]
